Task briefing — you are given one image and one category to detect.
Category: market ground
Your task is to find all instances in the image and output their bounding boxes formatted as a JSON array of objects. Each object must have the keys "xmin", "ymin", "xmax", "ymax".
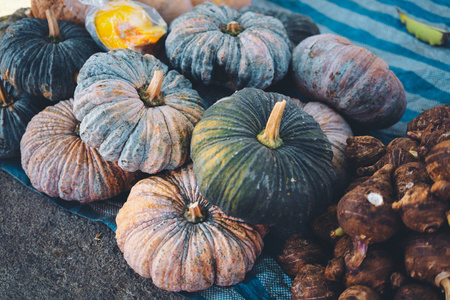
[{"xmin": 0, "ymin": 169, "xmax": 184, "ymax": 300}]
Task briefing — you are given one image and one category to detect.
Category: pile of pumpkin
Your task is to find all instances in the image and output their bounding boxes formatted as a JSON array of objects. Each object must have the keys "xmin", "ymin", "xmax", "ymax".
[
  {"xmin": 279, "ymin": 105, "xmax": 450, "ymax": 300},
  {"xmin": 2, "ymin": 0, "xmax": 446, "ymax": 298}
]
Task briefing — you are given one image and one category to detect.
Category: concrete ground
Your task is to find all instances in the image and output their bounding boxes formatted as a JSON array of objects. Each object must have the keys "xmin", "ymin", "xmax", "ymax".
[{"xmin": 0, "ymin": 169, "xmax": 184, "ymax": 300}]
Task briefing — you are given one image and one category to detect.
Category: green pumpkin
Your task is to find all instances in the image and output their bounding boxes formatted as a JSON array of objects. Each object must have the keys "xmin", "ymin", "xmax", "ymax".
[
  {"xmin": 190, "ymin": 88, "xmax": 337, "ymax": 228},
  {"xmin": 0, "ymin": 8, "xmax": 30, "ymax": 37},
  {"xmin": 0, "ymin": 11, "xmax": 101, "ymax": 101},
  {"xmin": 0, "ymin": 78, "xmax": 46, "ymax": 158}
]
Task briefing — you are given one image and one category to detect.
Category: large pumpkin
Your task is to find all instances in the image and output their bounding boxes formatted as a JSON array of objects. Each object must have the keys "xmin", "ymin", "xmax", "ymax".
[
  {"xmin": 0, "ymin": 78, "xmax": 46, "ymax": 158},
  {"xmin": 73, "ymin": 49, "xmax": 205, "ymax": 174},
  {"xmin": 115, "ymin": 164, "xmax": 266, "ymax": 292},
  {"xmin": 291, "ymin": 34, "xmax": 407, "ymax": 129},
  {"xmin": 20, "ymin": 99, "xmax": 139, "ymax": 202},
  {"xmin": 165, "ymin": 2, "xmax": 291, "ymax": 90},
  {"xmin": 0, "ymin": 11, "xmax": 102, "ymax": 101},
  {"xmin": 190, "ymin": 88, "xmax": 337, "ymax": 227}
]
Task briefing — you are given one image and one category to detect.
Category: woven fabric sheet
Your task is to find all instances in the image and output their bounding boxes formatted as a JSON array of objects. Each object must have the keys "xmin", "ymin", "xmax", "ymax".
[{"xmin": 1, "ymin": 0, "xmax": 449, "ymax": 299}]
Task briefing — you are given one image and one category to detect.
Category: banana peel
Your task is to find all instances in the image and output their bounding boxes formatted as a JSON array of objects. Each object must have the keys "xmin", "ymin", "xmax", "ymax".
[{"xmin": 397, "ymin": 8, "xmax": 449, "ymax": 46}]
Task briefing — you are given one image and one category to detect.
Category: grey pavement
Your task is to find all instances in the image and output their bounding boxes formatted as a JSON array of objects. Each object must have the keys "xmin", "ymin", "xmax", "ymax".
[{"xmin": 0, "ymin": 169, "xmax": 184, "ymax": 300}]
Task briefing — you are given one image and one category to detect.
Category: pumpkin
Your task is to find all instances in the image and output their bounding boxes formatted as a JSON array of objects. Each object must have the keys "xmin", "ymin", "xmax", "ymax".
[
  {"xmin": 0, "ymin": 8, "xmax": 31, "ymax": 36},
  {"xmin": 20, "ymin": 99, "xmax": 139, "ymax": 202},
  {"xmin": 0, "ymin": 10, "xmax": 101, "ymax": 101},
  {"xmin": 137, "ymin": 0, "xmax": 252, "ymax": 24},
  {"xmin": 115, "ymin": 164, "xmax": 267, "ymax": 292},
  {"xmin": 291, "ymin": 34, "xmax": 407, "ymax": 129},
  {"xmin": 294, "ymin": 99, "xmax": 353, "ymax": 190},
  {"xmin": 73, "ymin": 49, "xmax": 205, "ymax": 174},
  {"xmin": 31, "ymin": 0, "xmax": 85, "ymax": 25},
  {"xmin": 191, "ymin": 88, "xmax": 336, "ymax": 227},
  {"xmin": 165, "ymin": 2, "xmax": 291, "ymax": 90},
  {"xmin": 0, "ymin": 78, "xmax": 46, "ymax": 158},
  {"xmin": 241, "ymin": 5, "xmax": 320, "ymax": 48},
  {"xmin": 92, "ymin": 0, "xmax": 167, "ymax": 53}
]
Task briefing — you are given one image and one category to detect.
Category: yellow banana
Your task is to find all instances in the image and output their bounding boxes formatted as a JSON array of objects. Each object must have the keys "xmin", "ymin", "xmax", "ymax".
[{"xmin": 397, "ymin": 8, "xmax": 449, "ymax": 46}]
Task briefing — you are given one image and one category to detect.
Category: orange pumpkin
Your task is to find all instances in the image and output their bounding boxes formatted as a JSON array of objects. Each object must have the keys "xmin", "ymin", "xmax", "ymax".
[{"xmin": 115, "ymin": 164, "xmax": 267, "ymax": 292}]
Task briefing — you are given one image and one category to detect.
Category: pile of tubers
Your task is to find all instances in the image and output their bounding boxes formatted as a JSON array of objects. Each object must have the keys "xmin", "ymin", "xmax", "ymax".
[{"xmin": 279, "ymin": 105, "xmax": 450, "ymax": 299}]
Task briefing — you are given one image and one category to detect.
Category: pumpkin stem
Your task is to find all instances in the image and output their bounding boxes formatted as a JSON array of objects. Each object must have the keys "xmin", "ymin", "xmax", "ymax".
[
  {"xmin": 224, "ymin": 21, "xmax": 243, "ymax": 36},
  {"xmin": 74, "ymin": 122, "xmax": 81, "ymax": 136},
  {"xmin": 257, "ymin": 100, "xmax": 286, "ymax": 149},
  {"xmin": 184, "ymin": 202, "xmax": 206, "ymax": 223},
  {"xmin": 0, "ymin": 80, "xmax": 12, "ymax": 107},
  {"xmin": 45, "ymin": 9, "xmax": 60, "ymax": 39},
  {"xmin": 142, "ymin": 70, "xmax": 164, "ymax": 106}
]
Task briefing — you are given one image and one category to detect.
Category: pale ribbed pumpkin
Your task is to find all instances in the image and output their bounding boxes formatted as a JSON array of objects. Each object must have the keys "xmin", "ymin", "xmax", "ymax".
[
  {"xmin": 0, "ymin": 78, "xmax": 46, "ymax": 158},
  {"xmin": 73, "ymin": 49, "xmax": 205, "ymax": 174},
  {"xmin": 292, "ymin": 34, "xmax": 407, "ymax": 129},
  {"xmin": 115, "ymin": 164, "xmax": 267, "ymax": 292},
  {"xmin": 166, "ymin": 2, "xmax": 291, "ymax": 90},
  {"xmin": 191, "ymin": 88, "xmax": 336, "ymax": 228},
  {"xmin": 20, "ymin": 99, "xmax": 139, "ymax": 202}
]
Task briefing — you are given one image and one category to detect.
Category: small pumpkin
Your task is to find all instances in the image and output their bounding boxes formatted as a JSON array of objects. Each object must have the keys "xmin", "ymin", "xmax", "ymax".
[
  {"xmin": 0, "ymin": 78, "xmax": 46, "ymax": 158},
  {"xmin": 0, "ymin": 10, "xmax": 102, "ymax": 101},
  {"xmin": 191, "ymin": 88, "xmax": 336, "ymax": 227},
  {"xmin": 166, "ymin": 2, "xmax": 291, "ymax": 90},
  {"xmin": 73, "ymin": 49, "xmax": 205, "ymax": 174},
  {"xmin": 0, "ymin": 8, "xmax": 31, "ymax": 36},
  {"xmin": 291, "ymin": 34, "xmax": 407, "ymax": 129},
  {"xmin": 241, "ymin": 5, "xmax": 320, "ymax": 48},
  {"xmin": 20, "ymin": 99, "xmax": 139, "ymax": 202},
  {"xmin": 31, "ymin": 0, "xmax": 85, "ymax": 25},
  {"xmin": 115, "ymin": 164, "xmax": 267, "ymax": 292}
]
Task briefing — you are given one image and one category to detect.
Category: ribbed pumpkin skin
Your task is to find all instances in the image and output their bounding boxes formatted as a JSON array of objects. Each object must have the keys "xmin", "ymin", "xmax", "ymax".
[
  {"xmin": 292, "ymin": 34, "xmax": 407, "ymax": 129},
  {"xmin": 115, "ymin": 164, "xmax": 265, "ymax": 292},
  {"xmin": 0, "ymin": 79, "xmax": 44, "ymax": 158},
  {"xmin": 166, "ymin": 2, "xmax": 291, "ymax": 90},
  {"xmin": 73, "ymin": 49, "xmax": 205, "ymax": 174},
  {"xmin": 0, "ymin": 18, "xmax": 101, "ymax": 101},
  {"xmin": 241, "ymin": 5, "xmax": 320, "ymax": 48},
  {"xmin": 20, "ymin": 99, "xmax": 138, "ymax": 202},
  {"xmin": 295, "ymin": 100, "xmax": 353, "ymax": 190},
  {"xmin": 0, "ymin": 8, "xmax": 29, "ymax": 37},
  {"xmin": 191, "ymin": 88, "xmax": 336, "ymax": 227}
]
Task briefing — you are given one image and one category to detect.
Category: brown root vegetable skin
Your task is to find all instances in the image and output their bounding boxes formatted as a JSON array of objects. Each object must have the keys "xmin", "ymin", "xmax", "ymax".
[
  {"xmin": 277, "ymin": 233, "xmax": 326, "ymax": 277},
  {"xmin": 31, "ymin": 0, "xmax": 85, "ymax": 25},
  {"xmin": 392, "ymin": 184, "xmax": 448, "ymax": 233},
  {"xmin": 390, "ymin": 272, "xmax": 409, "ymax": 290},
  {"xmin": 291, "ymin": 264, "xmax": 339, "ymax": 300},
  {"xmin": 426, "ymin": 140, "xmax": 450, "ymax": 201},
  {"xmin": 407, "ymin": 105, "xmax": 450, "ymax": 133},
  {"xmin": 337, "ymin": 164, "xmax": 399, "ymax": 268},
  {"xmin": 355, "ymin": 137, "xmax": 419, "ymax": 177},
  {"xmin": 408, "ymin": 121, "xmax": 450, "ymax": 158},
  {"xmin": 393, "ymin": 283, "xmax": 442, "ymax": 300},
  {"xmin": 345, "ymin": 136, "xmax": 386, "ymax": 168},
  {"xmin": 311, "ymin": 205, "xmax": 342, "ymax": 245},
  {"xmin": 325, "ymin": 257, "xmax": 345, "ymax": 282},
  {"xmin": 393, "ymin": 162, "xmax": 430, "ymax": 199},
  {"xmin": 404, "ymin": 232, "xmax": 450, "ymax": 300},
  {"xmin": 344, "ymin": 247, "xmax": 394, "ymax": 293},
  {"xmin": 338, "ymin": 285, "xmax": 381, "ymax": 300}
]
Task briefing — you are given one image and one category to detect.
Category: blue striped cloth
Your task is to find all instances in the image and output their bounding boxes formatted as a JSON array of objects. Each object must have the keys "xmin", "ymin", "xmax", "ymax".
[{"xmin": 0, "ymin": 0, "xmax": 448, "ymax": 299}]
